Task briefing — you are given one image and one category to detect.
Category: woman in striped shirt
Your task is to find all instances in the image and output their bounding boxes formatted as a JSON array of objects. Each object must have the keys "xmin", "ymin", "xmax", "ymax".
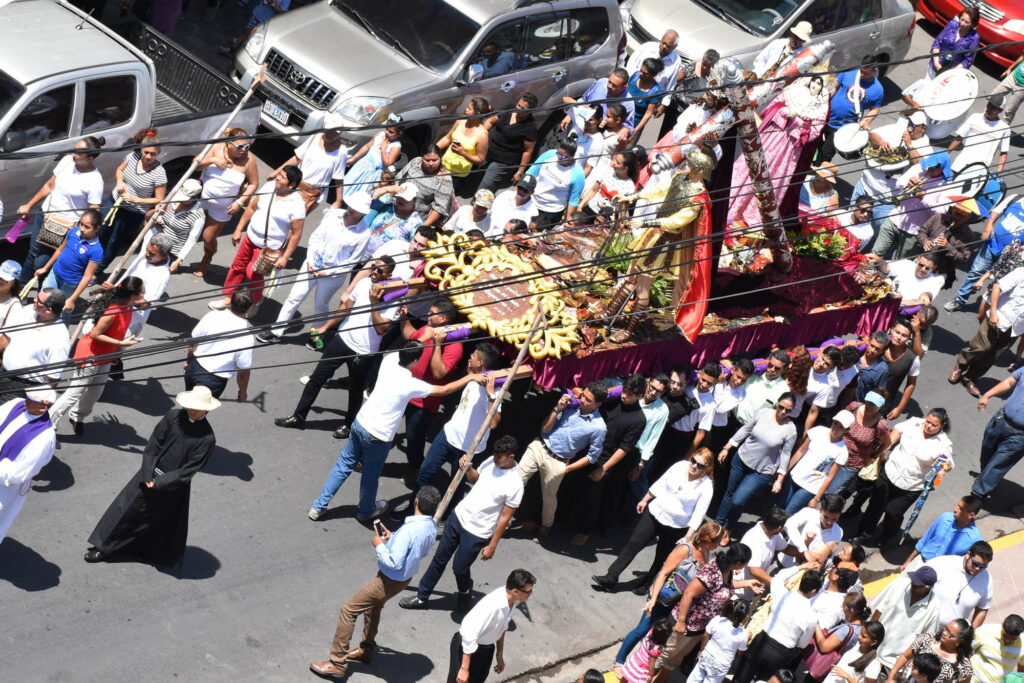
[{"xmin": 100, "ymin": 130, "xmax": 168, "ymax": 271}]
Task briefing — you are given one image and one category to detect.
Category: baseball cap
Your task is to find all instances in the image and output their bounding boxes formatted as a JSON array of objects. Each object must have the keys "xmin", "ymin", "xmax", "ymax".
[
  {"xmin": 170, "ymin": 178, "xmax": 203, "ymax": 203},
  {"xmin": 473, "ymin": 189, "xmax": 494, "ymax": 209},
  {"xmin": 907, "ymin": 110, "xmax": 928, "ymax": 127},
  {"xmin": 0, "ymin": 259, "xmax": 20, "ymax": 282},
  {"xmin": 832, "ymin": 410, "xmax": 855, "ymax": 428},
  {"xmin": 323, "ymin": 112, "xmax": 345, "ymax": 130},
  {"xmin": 907, "ymin": 565, "xmax": 937, "ymax": 587},
  {"xmin": 517, "ymin": 175, "xmax": 537, "ymax": 192},
  {"xmin": 988, "ymin": 94, "xmax": 1006, "ymax": 110},
  {"xmin": 345, "ymin": 191, "xmax": 372, "ymax": 215},
  {"xmin": 396, "ymin": 184, "xmax": 418, "ymax": 202},
  {"xmin": 864, "ymin": 391, "xmax": 886, "ymax": 408},
  {"xmin": 25, "ymin": 386, "xmax": 57, "ymax": 405}
]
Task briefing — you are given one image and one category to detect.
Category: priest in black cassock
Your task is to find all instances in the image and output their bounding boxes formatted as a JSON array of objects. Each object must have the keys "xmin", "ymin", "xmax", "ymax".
[{"xmin": 84, "ymin": 386, "xmax": 219, "ymax": 568}]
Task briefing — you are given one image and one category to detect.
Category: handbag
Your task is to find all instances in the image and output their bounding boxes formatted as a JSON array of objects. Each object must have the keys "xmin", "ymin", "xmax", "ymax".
[
  {"xmin": 804, "ymin": 623, "xmax": 855, "ymax": 679},
  {"xmin": 858, "ymin": 455, "xmax": 882, "ymax": 482},
  {"xmin": 657, "ymin": 542, "xmax": 697, "ymax": 607},
  {"xmin": 252, "ymin": 191, "xmax": 283, "ymax": 276},
  {"xmin": 36, "ymin": 214, "xmax": 73, "ymax": 250}
]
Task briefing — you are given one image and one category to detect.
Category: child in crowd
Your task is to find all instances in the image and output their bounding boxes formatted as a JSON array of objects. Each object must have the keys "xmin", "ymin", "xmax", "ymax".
[
  {"xmin": 687, "ymin": 599, "xmax": 751, "ymax": 683},
  {"xmin": 621, "ymin": 617, "xmax": 673, "ymax": 683}
]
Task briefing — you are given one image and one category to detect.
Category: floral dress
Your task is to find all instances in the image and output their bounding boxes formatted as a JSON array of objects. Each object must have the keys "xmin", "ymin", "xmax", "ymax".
[
  {"xmin": 675, "ymin": 561, "xmax": 732, "ymax": 634},
  {"xmin": 842, "ymin": 402, "xmax": 891, "ymax": 470},
  {"xmin": 896, "ymin": 633, "xmax": 972, "ymax": 683}
]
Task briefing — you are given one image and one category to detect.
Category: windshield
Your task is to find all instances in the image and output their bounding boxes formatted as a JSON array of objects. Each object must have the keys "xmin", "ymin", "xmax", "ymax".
[
  {"xmin": 0, "ymin": 69, "xmax": 27, "ymax": 121},
  {"xmin": 695, "ymin": 0, "xmax": 804, "ymax": 37},
  {"xmin": 330, "ymin": 0, "xmax": 481, "ymax": 71}
]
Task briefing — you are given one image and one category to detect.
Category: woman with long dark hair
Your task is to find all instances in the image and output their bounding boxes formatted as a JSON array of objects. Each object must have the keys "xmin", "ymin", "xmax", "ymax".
[
  {"xmin": 395, "ymin": 145, "xmax": 455, "ymax": 227},
  {"xmin": 48, "ymin": 276, "xmax": 145, "ymax": 434},
  {"xmin": 824, "ymin": 621, "xmax": 885, "ymax": 683}
]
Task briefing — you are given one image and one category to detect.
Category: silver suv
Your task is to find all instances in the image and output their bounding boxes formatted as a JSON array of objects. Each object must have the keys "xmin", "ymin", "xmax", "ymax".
[
  {"xmin": 231, "ymin": 0, "xmax": 625, "ymax": 152},
  {"xmin": 624, "ymin": 0, "xmax": 916, "ymax": 73}
]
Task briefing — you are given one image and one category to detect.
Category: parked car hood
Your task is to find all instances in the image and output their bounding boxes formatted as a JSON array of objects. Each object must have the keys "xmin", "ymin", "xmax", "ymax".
[
  {"xmin": 262, "ymin": 5, "xmax": 430, "ymax": 101},
  {"xmin": 631, "ymin": 0, "xmax": 769, "ymax": 63}
]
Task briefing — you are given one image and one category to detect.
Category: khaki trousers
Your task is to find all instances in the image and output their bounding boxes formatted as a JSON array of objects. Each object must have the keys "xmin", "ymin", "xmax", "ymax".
[
  {"xmin": 517, "ymin": 439, "xmax": 568, "ymax": 527},
  {"xmin": 329, "ymin": 572, "xmax": 409, "ymax": 663}
]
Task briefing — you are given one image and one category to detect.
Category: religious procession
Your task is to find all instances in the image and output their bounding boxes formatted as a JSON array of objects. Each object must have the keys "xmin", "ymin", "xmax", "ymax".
[{"xmin": 1, "ymin": 0, "xmax": 1024, "ymax": 680}]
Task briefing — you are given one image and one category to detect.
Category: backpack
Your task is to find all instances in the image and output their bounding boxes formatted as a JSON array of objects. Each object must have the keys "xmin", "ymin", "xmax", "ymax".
[{"xmin": 657, "ymin": 542, "xmax": 698, "ymax": 607}]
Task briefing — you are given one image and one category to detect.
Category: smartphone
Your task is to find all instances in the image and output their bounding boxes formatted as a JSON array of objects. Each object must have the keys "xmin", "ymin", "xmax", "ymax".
[{"xmin": 373, "ymin": 520, "xmax": 387, "ymax": 536}]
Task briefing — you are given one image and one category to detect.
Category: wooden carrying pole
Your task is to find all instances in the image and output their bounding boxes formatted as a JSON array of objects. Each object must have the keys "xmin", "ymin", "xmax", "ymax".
[
  {"xmin": 69, "ymin": 68, "xmax": 266, "ymax": 342},
  {"xmin": 433, "ymin": 304, "xmax": 546, "ymax": 522}
]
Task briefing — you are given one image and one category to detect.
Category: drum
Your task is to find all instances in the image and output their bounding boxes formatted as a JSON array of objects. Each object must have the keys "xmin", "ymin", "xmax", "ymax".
[
  {"xmin": 833, "ymin": 122, "xmax": 868, "ymax": 160},
  {"xmin": 920, "ymin": 69, "xmax": 978, "ymax": 141}
]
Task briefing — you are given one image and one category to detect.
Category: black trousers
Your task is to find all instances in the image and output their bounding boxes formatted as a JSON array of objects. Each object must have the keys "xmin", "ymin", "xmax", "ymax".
[
  {"xmin": 817, "ymin": 125, "xmax": 839, "ymax": 163},
  {"xmin": 605, "ymin": 508, "xmax": 686, "ymax": 582},
  {"xmin": 857, "ymin": 466, "xmax": 919, "ymax": 540},
  {"xmin": 733, "ymin": 632, "xmax": 801, "ymax": 683},
  {"xmin": 447, "ymin": 632, "xmax": 496, "ymax": 683},
  {"xmin": 293, "ymin": 335, "xmax": 370, "ymax": 426}
]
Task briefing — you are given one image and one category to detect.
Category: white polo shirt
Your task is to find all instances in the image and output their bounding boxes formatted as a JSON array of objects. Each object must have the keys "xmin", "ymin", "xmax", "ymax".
[
  {"xmin": 1, "ymin": 307, "xmax": 71, "ymax": 381},
  {"xmin": 673, "ymin": 385, "xmax": 715, "ymax": 432},
  {"xmin": 356, "ymin": 354, "xmax": 433, "ymax": 442},
  {"xmin": 454, "ymin": 457, "xmax": 524, "ymax": 539},
  {"xmin": 736, "ymin": 522, "xmax": 789, "ymax": 600},
  {"xmin": 923, "ymin": 554, "xmax": 994, "ymax": 624},
  {"xmin": 764, "ymin": 590, "xmax": 818, "ymax": 649},
  {"xmin": 190, "ymin": 309, "xmax": 254, "ymax": 378},
  {"xmin": 338, "ymin": 276, "xmax": 399, "ymax": 355},
  {"xmin": 789, "ymin": 426, "xmax": 849, "ymax": 494}
]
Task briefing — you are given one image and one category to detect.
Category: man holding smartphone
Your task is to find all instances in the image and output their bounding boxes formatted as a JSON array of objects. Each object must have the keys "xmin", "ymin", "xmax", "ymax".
[{"xmin": 310, "ymin": 486, "xmax": 441, "ymax": 681}]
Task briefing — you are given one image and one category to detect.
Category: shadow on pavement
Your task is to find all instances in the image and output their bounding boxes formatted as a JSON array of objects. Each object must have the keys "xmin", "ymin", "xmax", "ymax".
[
  {"xmin": 161, "ymin": 545, "xmax": 222, "ymax": 580},
  {"xmin": 0, "ymin": 538, "xmax": 61, "ymax": 591},
  {"xmin": 202, "ymin": 445, "xmax": 255, "ymax": 481},
  {"xmin": 32, "ymin": 454, "xmax": 75, "ymax": 493}
]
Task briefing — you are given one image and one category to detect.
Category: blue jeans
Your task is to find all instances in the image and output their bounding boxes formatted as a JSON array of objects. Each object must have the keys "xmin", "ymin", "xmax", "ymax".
[
  {"xmin": 416, "ymin": 431, "xmax": 465, "ymax": 490},
  {"xmin": 313, "ymin": 420, "xmax": 391, "ymax": 517},
  {"xmin": 972, "ymin": 412, "xmax": 1024, "ymax": 497},
  {"xmin": 781, "ymin": 478, "xmax": 815, "ymax": 515},
  {"xmin": 616, "ymin": 601, "xmax": 672, "ymax": 665},
  {"xmin": 826, "ymin": 465, "xmax": 860, "ymax": 497},
  {"xmin": 41, "ymin": 270, "xmax": 81, "ymax": 324},
  {"xmin": 954, "ymin": 246, "xmax": 996, "ymax": 307},
  {"xmin": 715, "ymin": 455, "xmax": 773, "ymax": 530},
  {"xmin": 18, "ymin": 212, "xmax": 52, "ymax": 282},
  {"xmin": 414, "ymin": 512, "xmax": 489, "ymax": 600},
  {"xmin": 99, "ymin": 196, "xmax": 145, "ymax": 269}
]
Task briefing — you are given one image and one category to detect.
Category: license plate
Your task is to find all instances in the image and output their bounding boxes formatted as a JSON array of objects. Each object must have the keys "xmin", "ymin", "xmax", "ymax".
[{"xmin": 262, "ymin": 99, "xmax": 290, "ymax": 126}]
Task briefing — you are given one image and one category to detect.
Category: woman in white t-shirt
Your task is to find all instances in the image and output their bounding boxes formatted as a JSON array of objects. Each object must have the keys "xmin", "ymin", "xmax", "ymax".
[
  {"xmin": 687, "ymin": 600, "xmax": 751, "ymax": 683},
  {"xmin": 578, "ymin": 151, "xmax": 638, "ymax": 225},
  {"xmin": 17, "ymin": 136, "xmax": 106, "ymax": 279},
  {"xmin": 825, "ymin": 621, "xmax": 885, "ymax": 683},
  {"xmin": 269, "ymin": 114, "xmax": 349, "ymax": 212},
  {"xmin": 211, "ymin": 165, "xmax": 306, "ymax": 308},
  {"xmin": 851, "ymin": 409, "xmax": 952, "ymax": 545},
  {"xmin": 782, "ymin": 410, "xmax": 853, "ymax": 514}
]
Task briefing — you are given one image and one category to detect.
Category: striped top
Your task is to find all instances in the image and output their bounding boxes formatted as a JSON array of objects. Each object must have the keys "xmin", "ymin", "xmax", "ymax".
[
  {"xmin": 159, "ymin": 206, "xmax": 205, "ymax": 260},
  {"xmin": 115, "ymin": 151, "xmax": 168, "ymax": 214}
]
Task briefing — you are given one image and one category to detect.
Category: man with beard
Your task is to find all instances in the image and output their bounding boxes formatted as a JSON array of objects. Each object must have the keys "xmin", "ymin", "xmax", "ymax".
[{"xmin": 83, "ymin": 386, "xmax": 219, "ymax": 567}]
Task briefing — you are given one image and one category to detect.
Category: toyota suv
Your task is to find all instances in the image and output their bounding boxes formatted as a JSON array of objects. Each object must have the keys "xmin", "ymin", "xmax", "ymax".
[
  {"xmin": 623, "ymin": 0, "xmax": 916, "ymax": 73},
  {"xmin": 231, "ymin": 0, "xmax": 625, "ymax": 153}
]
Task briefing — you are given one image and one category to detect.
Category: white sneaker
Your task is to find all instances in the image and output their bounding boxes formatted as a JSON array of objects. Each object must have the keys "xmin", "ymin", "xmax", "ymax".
[
  {"xmin": 308, "ymin": 506, "xmax": 324, "ymax": 521},
  {"xmin": 299, "ymin": 375, "xmax": 310, "ymax": 385},
  {"xmin": 943, "ymin": 300, "xmax": 961, "ymax": 313},
  {"xmin": 208, "ymin": 299, "xmax": 228, "ymax": 311}
]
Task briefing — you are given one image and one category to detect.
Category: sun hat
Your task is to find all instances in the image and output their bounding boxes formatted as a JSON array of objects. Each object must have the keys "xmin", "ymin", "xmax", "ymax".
[
  {"xmin": 175, "ymin": 385, "xmax": 222, "ymax": 412},
  {"xmin": 790, "ymin": 21, "xmax": 813, "ymax": 42}
]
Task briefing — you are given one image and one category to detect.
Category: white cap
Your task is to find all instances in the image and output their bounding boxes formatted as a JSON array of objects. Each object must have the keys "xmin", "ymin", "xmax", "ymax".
[
  {"xmin": 25, "ymin": 386, "xmax": 57, "ymax": 405},
  {"xmin": 832, "ymin": 410, "xmax": 855, "ymax": 428},
  {"xmin": 907, "ymin": 110, "xmax": 928, "ymax": 127},
  {"xmin": 170, "ymin": 178, "xmax": 203, "ymax": 203},
  {"xmin": 396, "ymin": 184, "xmax": 418, "ymax": 202},
  {"xmin": 345, "ymin": 191, "xmax": 372, "ymax": 215},
  {"xmin": 0, "ymin": 260, "xmax": 20, "ymax": 282}
]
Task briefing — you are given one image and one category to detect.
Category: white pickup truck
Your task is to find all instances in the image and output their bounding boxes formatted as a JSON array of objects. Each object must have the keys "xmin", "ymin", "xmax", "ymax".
[{"xmin": 0, "ymin": 0, "xmax": 260, "ymax": 232}]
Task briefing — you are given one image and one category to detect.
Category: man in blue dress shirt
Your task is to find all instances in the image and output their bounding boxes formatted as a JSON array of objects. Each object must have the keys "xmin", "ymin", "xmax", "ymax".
[
  {"xmin": 973, "ymin": 366, "xmax": 1024, "ymax": 499},
  {"xmin": 899, "ymin": 495, "xmax": 984, "ymax": 571},
  {"xmin": 310, "ymin": 486, "xmax": 441, "ymax": 680}
]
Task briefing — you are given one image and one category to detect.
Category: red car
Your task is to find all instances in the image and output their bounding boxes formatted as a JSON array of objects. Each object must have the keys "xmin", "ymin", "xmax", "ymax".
[{"xmin": 917, "ymin": 0, "xmax": 1024, "ymax": 68}]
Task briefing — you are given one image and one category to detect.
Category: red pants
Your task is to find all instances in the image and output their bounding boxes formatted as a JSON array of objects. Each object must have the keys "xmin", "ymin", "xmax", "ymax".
[{"xmin": 222, "ymin": 235, "xmax": 266, "ymax": 303}]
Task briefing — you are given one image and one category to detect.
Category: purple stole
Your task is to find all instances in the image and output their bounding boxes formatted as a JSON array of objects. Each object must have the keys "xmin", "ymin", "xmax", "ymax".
[{"xmin": 0, "ymin": 401, "xmax": 53, "ymax": 462}]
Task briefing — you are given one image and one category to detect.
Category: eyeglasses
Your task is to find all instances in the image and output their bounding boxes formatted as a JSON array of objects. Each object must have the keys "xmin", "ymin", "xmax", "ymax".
[
  {"xmin": 233, "ymin": 143, "xmax": 251, "ymax": 152},
  {"xmin": 371, "ymin": 266, "xmax": 385, "ymax": 274},
  {"xmin": 32, "ymin": 297, "xmax": 46, "ymax": 307},
  {"xmin": 970, "ymin": 559, "xmax": 988, "ymax": 569},
  {"xmin": 556, "ymin": 153, "xmax": 571, "ymax": 161},
  {"xmin": 517, "ymin": 587, "xmax": 533, "ymax": 595}
]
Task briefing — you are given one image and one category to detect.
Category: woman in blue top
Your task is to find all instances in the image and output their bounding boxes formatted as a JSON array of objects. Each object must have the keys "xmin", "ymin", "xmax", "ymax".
[
  {"xmin": 35, "ymin": 208, "xmax": 104, "ymax": 321},
  {"xmin": 930, "ymin": 8, "xmax": 981, "ymax": 76},
  {"xmin": 627, "ymin": 58, "xmax": 665, "ymax": 141}
]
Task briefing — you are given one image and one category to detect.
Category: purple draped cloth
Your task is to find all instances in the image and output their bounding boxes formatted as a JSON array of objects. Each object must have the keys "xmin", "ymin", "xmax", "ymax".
[
  {"xmin": 727, "ymin": 96, "xmax": 826, "ymax": 226},
  {"xmin": 0, "ymin": 401, "xmax": 53, "ymax": 462}
]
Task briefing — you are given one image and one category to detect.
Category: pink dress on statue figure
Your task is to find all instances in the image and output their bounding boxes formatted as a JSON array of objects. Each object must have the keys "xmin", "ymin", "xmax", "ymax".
[{"xmin": 727, "ymin": 76, "xmax": 832, "ymax": 227}]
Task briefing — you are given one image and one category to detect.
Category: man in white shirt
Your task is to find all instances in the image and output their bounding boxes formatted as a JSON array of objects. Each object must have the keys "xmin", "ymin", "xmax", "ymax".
[
  {"xmin": 870, "ymin": 565, "xmax": 943, "ymax": 671},
  {"xmin": 779, "ymin": 494, "xmax": 844, "ymax": 568},
  {"xmin": 923, "ymin": 541, "xmax": 994, "ymax": 627},
  {"xmin": 626, "ymin": 30, "xmax": 684, "ymax": 118},
  {"xmin": 488, "ymin": 176, "xmax": 539, "ymax": 237},
  {"xmin": 737, "ymin": 507, "xmax": 800, "ymax": 600},
  {"xmin": 115, "ymin": 233, "xmax": 172, "ymax": 337},
  {"xmin": 681, "ymin": 362, "xmax": 722, "ymax": 453},
  {"xmin": 0, "ymin": 387, "xmax": 57, "ymax": 545},
  {"xmin": 752, "ymin": 21, "xmax": 812, "ymax": 77},
  {"xmin": 0, "ymin": 288, "xmax": 70, "ymax": 401},
  {"xmin": 184, "ymin": 291, "xmax": 254, "ymax": 400},
  {"xmin": 309, "ymin": 340, "xmax": 483, "ymax": 522},
  {"xmin": 948, "ymin": 95, "xmax": 1010, "ymax": 174},
  {"xmin": 734, "ymin": 570, "xmax": 823, "ymax": 683},
  {"xmin": 275, "ymin": 256, "xmax": 397, "ymax": 436},
  {"xmin": 876, "ymin": 253, "xmax": 944, "ymax": 306},
  {"xmin": 259, "ymin": 193, "xmax": 372, "ymax": 343},
  {"xmin": 735, "ymin": 350, "xmax": 791, "ymax": 425},
  {"xmin": 401, "ymin": 436, "xmax": 523, "ymax": 613},
  {"xmin": 854, "ymin": 111, "xmax": 932, "ymax": 230},
  {"xmin": 952, "ymin": 265, "xmax": 1024, "ymax": 397},
  {"xmin": 447, "ymin": 568, "xmax": 535, "ymax": 683}
]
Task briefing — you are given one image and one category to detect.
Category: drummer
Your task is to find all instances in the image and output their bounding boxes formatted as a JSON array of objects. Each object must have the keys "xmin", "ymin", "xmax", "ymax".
[
  {"xmin": 852, "ymin": 111, "xmax": 932, "ymax": 230},
  {"xmin": 818, "ymin": 56, "xmax": 884, "ymax": 163}
]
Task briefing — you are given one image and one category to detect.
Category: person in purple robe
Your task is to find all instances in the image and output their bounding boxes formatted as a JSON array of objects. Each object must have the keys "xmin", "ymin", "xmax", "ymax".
[{"xmin": 0, "ymin": 387, "xmax": 58, "ymax": 545}]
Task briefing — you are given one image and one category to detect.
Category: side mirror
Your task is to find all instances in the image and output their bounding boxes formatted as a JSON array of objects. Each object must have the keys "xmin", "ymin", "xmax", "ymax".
[
  {"xmin": 463, "ymin": 63, "xmax": 484, "ymax": 85},
  {"xmin": 0, "ymin": 131, "xmax": 26, "ymax": 153}
]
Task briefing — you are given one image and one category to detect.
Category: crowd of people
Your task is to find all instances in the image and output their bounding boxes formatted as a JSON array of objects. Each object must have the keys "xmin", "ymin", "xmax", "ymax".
[{"xmin": 3, "ymin": 8, "xmax": 1024, "ymax": 683}]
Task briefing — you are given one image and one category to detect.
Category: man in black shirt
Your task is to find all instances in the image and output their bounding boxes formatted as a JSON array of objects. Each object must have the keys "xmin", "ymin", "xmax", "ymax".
[
  {"xmin": 650, "ymin": 365, "xmax": 698, "ymax": 481},
  {"xmin": 571, "ymin": 374, "xmax": 647, "ymax": 546},
  {"xmin": 479, "ymin": 93, "xmax": 539, "ymax": 193}
]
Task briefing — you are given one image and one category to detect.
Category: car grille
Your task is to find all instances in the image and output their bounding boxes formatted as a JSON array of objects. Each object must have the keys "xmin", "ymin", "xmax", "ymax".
[
  {"xmin": 264, "ymin": 49, "xmax": 338, "ymax": 109},
  {"xmin": 258, "ymin": 80, "xmax": 311, "ymax": 128},
  {"xmin": 960, "ymin": 0, "xmax": 1005, "ymax": 22}
]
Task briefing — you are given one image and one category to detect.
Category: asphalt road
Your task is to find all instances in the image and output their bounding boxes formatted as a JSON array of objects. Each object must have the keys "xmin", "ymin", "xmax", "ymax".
[{"xmin": 2, "ymin": 15, "xmax": 1024, "ymax": 683}]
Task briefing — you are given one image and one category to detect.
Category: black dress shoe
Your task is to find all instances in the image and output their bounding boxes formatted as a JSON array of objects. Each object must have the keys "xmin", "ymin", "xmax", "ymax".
[
  {"xmin": 456, "ymin": 591, "xmax": 473, "ymax": 613},
  {"xmin": 851, "ymin": 533, "xmax": 880, "ymax": 547},
  {"xmin": 274, "ymin": 415, "xmax": 305, "ymax": 429},
  {"xmin": 83, "ymin": 549, "xmax": 106, "ymax": 563},
  {"xmin": 333, "ymin": 424, "xmax": 351, "ymax": 440},
  {"xmin": 591, "ymin": 574, "xmax": 615, "ymax": 591},
  {"xmin": 72, "ymin": 420, "xmax": 85, "ymax": 436}
]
